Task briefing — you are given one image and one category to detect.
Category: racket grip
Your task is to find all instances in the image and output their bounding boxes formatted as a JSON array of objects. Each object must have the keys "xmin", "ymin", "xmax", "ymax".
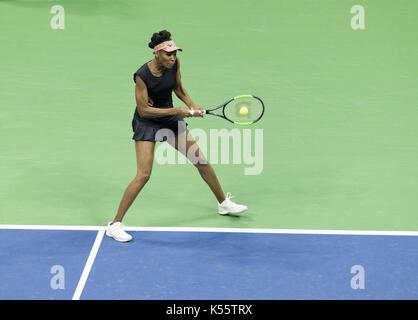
[{"xmin": 189, "ymin": 109, "xmax": 206, "ymax": 116}]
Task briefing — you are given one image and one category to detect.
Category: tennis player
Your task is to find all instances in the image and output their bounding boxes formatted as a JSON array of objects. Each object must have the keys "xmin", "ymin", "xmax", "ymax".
[{"xmin": 106, "ymin": 30, "xmax": 248, "ymax": 242}]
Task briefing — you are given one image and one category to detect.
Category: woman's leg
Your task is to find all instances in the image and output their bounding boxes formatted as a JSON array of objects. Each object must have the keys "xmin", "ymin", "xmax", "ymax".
[
  {"xmin": 167, "ymin": 130, "xmax": 226, "ymax": 204},
  {"xmin": 112, "ymin": 140, "xmax": 155, "ymax": 223}
]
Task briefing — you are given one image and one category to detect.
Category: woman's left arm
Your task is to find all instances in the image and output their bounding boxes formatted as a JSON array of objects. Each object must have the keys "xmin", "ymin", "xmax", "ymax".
[{"xmin": 173, "ymin": 58, "xmax": 203, "ymax": 116}]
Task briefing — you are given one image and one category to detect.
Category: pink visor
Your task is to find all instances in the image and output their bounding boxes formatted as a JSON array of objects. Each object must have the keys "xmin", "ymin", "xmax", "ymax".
[{"xmin": 153, "ymin": 40, "xmax": 183, "ymax": 53}]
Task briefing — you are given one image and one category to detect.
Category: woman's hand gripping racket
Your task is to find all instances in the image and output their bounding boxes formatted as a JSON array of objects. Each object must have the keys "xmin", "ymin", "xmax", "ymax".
[{"xmin": 189, "ymin": 94, "xmax": 265, "ymax": 125}]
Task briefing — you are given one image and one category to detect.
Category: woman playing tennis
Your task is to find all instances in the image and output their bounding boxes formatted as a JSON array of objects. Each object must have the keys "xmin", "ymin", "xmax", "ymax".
[{"xmin": 106, "ymin": 30, "xmax": 248, "ymax": 242}]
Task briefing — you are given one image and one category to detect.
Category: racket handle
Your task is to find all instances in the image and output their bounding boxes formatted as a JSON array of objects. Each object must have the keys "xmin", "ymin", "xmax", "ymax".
[{"xmin": 189, "ymin": 109, "xmax": 206, "ymax": 116}]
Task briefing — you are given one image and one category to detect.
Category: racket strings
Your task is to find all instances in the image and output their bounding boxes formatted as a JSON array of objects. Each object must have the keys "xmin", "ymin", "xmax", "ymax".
[{"xmin": 224, "ymin": 98, "xmax": 263, "ymax": 123}]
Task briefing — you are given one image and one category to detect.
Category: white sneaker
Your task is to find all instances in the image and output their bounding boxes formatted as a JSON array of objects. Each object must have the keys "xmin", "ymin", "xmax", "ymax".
[
  {"xmin": 106, "ymin": 222, "xmax": 132, "ymax": 242},
  {"xmin": 218, "ymin": 192, "xmax": 248, "ymax": 216}
]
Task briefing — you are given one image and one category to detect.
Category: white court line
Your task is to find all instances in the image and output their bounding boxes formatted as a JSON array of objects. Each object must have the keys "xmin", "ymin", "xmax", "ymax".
[
  {"xmin": 0, "ymin": 224, "xmax": 102, "ymax": 230},
  {"xmin": 72, "ymin": 228, "xmax": 105, "ymax": 300},
  {"xmin": 124, "ymin": 226, "xmax": 418, "ymax": 236},
  {"xmin": 0, "ymin": 224, "xmax": 418, "ymax": 236}
]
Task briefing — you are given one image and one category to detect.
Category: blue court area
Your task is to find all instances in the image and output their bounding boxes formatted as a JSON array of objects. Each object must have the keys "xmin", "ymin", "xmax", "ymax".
[
  {"xmin": 1, "ymin": 228, "xmax": 418, "ymax": 299},
  {"xmin": 0, "ymin": 229, "xmax": 97, "ymax": 299}
]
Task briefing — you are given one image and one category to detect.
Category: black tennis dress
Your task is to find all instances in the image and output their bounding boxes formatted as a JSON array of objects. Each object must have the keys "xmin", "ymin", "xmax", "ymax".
[{"xmin": 132, "ymin": 59, "xmax": 188, "ymax": 142}]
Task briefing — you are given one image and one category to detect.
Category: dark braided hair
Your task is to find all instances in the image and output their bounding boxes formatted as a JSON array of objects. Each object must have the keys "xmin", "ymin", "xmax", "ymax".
[{"xmin": 148, "ymin": 30, "xmax": 171, "ymax": 49}]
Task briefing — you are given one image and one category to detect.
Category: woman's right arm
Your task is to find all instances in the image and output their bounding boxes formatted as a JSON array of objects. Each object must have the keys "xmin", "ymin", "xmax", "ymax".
[{"xmin": 135, "ymin": 75, "xmax": 190, "ymax": 118}]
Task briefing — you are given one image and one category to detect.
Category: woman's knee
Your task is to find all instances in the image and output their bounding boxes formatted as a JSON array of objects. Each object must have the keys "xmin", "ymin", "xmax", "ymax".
[
  {"xmin": 194, "ymin": 160, "xmax": 210, "ymax": 172},
  {"xmin": 134, "ymin": 170, "xmax": 152, "ymax": 184},
  {"xmin": 189, "ymin": 148, "xmax": 209, "ymax": 170}
]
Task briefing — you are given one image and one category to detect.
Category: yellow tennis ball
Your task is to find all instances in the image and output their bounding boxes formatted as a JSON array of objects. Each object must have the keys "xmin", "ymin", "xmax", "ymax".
[{"xmin": 239, "ymin": 106, "xmax": 248, "ymax": 115}]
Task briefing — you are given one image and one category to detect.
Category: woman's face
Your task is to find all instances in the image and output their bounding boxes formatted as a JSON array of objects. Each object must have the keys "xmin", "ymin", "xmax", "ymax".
[{"xmin": 156, "ymin": 50, "xmax": 177, "ymax": 69}]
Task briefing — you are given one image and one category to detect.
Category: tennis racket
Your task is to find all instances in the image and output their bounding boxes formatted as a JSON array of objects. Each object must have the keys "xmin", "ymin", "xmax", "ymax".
[{"xmin": 189, "ymin": 94, "xmax": 264, "ymax": 125}]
